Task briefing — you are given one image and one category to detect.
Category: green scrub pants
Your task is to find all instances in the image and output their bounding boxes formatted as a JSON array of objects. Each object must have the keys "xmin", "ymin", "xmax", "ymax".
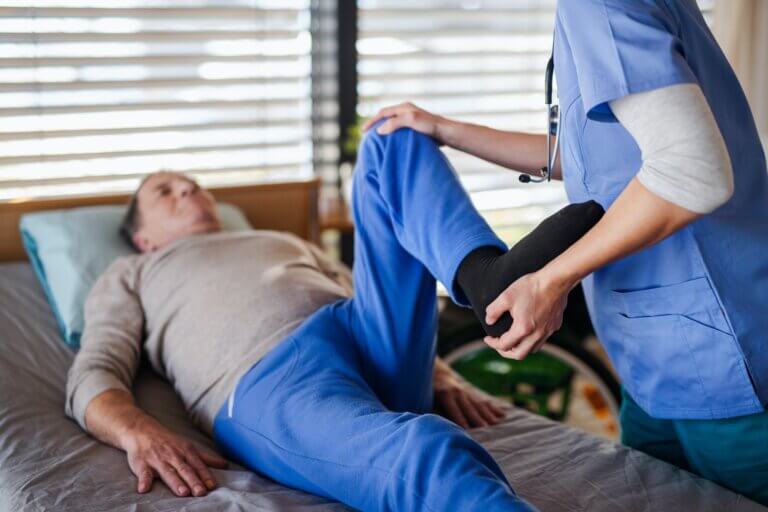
[{"xmin": 620, "ymin": 388, "xmax": 768, "ymax": 505}]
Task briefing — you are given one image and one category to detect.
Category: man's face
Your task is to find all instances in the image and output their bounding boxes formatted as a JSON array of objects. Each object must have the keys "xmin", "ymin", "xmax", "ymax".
[{"xmin": 132, "ymin": 172, "xmax": 222, "ymax": 252}]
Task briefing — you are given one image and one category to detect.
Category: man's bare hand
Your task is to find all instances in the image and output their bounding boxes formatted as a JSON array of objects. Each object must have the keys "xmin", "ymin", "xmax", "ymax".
[
  {"xmin": 433, "ymin": 358, "xmax": 507, "ymax": 429},
  {"xmin": 83, "ymin": 389, "xmax": 229, "ymax": 498},
  {"xmin": 122, "ymin": 419, "xmax": 228, "ymax": 497}
]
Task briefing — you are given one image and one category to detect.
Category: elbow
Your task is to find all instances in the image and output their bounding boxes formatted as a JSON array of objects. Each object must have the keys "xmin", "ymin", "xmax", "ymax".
[
  {"xmin": 706, "ymin": 155, "xmax": 735, "ymax": 212},
  {"xmin": 718, "ymin": 170, "xmax": 735, "ymax": 208},
  {"xmin": 705, "ymin": 129, "xmax": 736, "ymax": 212}
]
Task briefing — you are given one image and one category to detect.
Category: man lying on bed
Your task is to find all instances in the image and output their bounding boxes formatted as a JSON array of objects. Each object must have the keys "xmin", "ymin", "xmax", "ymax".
[{"xmin": 65, "ymin": 122, "xmax": 603, "ymax": 511}]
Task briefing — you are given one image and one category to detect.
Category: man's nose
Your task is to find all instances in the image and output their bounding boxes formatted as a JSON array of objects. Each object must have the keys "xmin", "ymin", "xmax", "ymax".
[{"xmin": 177, "ymin": 181, "xmax": 194, "ymax": 198}]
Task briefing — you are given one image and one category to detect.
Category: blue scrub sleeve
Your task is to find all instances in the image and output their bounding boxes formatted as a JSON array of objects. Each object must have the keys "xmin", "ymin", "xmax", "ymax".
[{"xmin": 557, "ymin": 0, "xmax": 698, "ymax": 121}]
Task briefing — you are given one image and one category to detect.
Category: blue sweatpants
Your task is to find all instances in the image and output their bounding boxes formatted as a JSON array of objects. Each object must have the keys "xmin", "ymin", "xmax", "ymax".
[{"xmin": 213, "ymin": 123, "xmax": 535, "ymax": 511}]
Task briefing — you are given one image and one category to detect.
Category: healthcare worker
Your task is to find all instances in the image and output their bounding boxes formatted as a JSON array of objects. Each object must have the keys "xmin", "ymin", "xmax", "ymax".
[{"xmin": 365, "ymin": 0, "xmax": 768, "ymax": 504}]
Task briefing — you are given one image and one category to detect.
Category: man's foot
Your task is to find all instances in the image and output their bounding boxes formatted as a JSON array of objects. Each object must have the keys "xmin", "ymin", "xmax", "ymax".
[{"xmin": 456, "ymin": 201, "xmax": 605, "ymax": 337}]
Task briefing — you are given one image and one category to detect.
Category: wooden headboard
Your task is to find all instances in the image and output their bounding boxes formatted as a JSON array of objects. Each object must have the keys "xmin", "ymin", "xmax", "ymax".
[{"xmin": 0, "ymin": 177, "xmax": 320, "ymax": 263}]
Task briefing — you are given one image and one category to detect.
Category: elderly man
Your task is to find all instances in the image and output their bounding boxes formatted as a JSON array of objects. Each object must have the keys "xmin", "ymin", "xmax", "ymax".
[{"xmin": 66, "ymin": 123, "xmax": 602, "ymax": 511}]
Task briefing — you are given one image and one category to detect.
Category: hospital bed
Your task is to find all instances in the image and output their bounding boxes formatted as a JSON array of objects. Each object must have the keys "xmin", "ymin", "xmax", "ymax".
[{"xmin": 0, "ymin": 179, "xmax": 764, "ymax": 511}]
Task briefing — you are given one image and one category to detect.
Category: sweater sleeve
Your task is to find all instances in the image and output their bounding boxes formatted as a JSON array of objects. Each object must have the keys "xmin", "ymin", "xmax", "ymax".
[
  {"xmin": 64, "ymin": 256, "xmax": 145, "ymax": 432},
  {"xmin": 609, "ymin": 83, "xmax": 734, "ymax": 214}
]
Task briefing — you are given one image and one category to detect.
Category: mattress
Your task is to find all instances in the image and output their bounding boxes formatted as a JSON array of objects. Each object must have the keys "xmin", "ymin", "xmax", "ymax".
[{"xmin": 0, "ymin": 261, "xmax": 764, "ymax": 512}]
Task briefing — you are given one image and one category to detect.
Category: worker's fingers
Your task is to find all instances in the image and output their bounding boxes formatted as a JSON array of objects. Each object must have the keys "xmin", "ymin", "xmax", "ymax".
[
  {"xmin": 361, "ymin": 105, "xmax": 400, "ymax": 131},
  {"xmin": 131, "ymin": 460, "xmax": 155, "ymax": 494},
  {"xmin": 375, "ymin": 117, "xmax": 406, "ymax": 135},
  {"xmin": 484, "ymin": 294, "xmax": 511, "ymax": 326},
  {"xmin": 155, "ymin": 461, "xmax": 189, "ymax": 497},
  {"xmin": 505, "ymin": 335, "xmax": 541, "ymax": 361},
  {"xmin": 457, "ymin": 392, "xmax": 489, "ymax": 428},
  {"xmin": 494, "ymin": 315, "xmax": 536, "ymax": 354},
  {"xmin": 197, "ymin": 448, "xmax": 229, "ymax": 470},
  {"xmin": 532, "ymin": 338, "xmax": 548, "ymax": 354}
]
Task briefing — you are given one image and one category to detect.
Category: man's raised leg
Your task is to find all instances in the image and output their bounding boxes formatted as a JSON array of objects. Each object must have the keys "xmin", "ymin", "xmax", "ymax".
[
  {"xmin": 214, "ymin": 123, "xmax": 537, "ymax": 511},
  {"xmin": 348, "ymin": 120, "xmax": 507, "ymax": 413}
]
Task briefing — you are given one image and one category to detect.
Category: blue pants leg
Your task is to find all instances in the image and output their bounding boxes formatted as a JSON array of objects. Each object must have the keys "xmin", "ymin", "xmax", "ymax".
[
  {"xmin": 213, "ymin": 125, "xmax": 530, "ymax": 511},
  {"xmin": 349, "ymin": 121, "xmax": 507, "ymax": 412}
]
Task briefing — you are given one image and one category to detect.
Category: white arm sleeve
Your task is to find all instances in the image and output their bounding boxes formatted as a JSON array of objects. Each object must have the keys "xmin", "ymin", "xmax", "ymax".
[{"xmin": 610, "ymin": 83, "xmax": 734, "ymax": 214}]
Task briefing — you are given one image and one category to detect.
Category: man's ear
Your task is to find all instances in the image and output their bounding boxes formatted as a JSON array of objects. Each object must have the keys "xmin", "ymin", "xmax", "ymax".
[{"xmin": 132, "ymin": 232, "xmax": 153, "ymax": 253}]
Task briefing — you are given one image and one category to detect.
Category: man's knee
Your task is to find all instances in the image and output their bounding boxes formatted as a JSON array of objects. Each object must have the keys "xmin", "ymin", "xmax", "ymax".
[{"xmin": 357, "ymin": 120, "xmax": 437, "ymax": 172}]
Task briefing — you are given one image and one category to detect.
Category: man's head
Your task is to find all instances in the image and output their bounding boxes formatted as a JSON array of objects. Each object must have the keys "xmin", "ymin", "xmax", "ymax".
[{"xmin": 120, "ymin": 171, "xmax": 222, "ymax": 253}]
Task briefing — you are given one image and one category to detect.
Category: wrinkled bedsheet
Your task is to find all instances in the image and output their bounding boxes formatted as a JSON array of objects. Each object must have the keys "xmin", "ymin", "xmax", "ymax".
[{"xmin": 1, "ymin": 262, "xmax": 764, "ymax": 512}]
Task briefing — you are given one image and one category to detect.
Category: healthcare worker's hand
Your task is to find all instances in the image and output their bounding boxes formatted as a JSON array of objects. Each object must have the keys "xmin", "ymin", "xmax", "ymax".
[
  {"xmin": 433, "ymin": 358, "xmax": 508, "ymax": 428},
  {"xmin": 362, "ymin": 102, "xmax": 446, "ymax": 141},
  {"xmin": 484, "ymin": 271, "xmax": 572, "ymax": 360}
]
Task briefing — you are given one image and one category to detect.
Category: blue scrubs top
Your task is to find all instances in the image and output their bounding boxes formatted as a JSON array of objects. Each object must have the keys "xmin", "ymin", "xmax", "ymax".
[{"xmin": 554, "ymin": 0, "xmax": 768, "ymax": 420}]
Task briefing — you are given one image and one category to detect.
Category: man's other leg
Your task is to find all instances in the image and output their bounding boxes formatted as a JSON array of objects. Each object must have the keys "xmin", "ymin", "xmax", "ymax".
[
  {"xmin": 349, "ymin": 121, "xmax": 507, "ymax": 413},
  {"xmin": 214, "ymin": 303, "xmax": 535, "ymax": 512}
]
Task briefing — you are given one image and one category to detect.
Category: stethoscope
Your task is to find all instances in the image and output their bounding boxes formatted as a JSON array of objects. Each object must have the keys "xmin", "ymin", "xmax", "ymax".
[{"xmin": 519, "ymin": 50, "xmax": 560, "ymax": 184}]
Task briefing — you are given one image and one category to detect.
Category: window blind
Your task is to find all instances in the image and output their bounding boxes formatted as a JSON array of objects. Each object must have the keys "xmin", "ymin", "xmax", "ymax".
[
  {"xmin": 357, "ymin": 0, "xmax": 716, "ymax": 246},
  {"xmin": 0, "ymin": 0, "xmax": 324, "ymax": 200}
]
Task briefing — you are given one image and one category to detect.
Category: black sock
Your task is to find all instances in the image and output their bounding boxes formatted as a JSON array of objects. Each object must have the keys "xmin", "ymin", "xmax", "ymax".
[{"xmin": 456, "ymin": 200, "xmax": 605, "ymax": 337}]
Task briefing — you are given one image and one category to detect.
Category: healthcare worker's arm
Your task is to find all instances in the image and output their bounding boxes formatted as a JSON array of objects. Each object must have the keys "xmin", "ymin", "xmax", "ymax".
[
  {"xmin": 484, "ymin": 83, "xmax": 735, "ymax": 358},
  {"xmin": 363, "ymin": 102, "xmax": 562, "ymax": 180}
]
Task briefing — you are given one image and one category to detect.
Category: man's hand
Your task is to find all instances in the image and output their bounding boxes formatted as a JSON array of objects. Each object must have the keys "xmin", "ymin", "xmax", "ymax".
[
  {"xmin": 433, "ymin": 358, "xmax": 507, "ymax": 429},
  {"xmin": 484, "ymin": 271, "xmax": 571, "ymax": 360},
  {"xmin": 122, "ymin": 417, "xmax": 229, "ymax": 497},
  {"xmin": 84, "ymin": 389, "xmax": 228, "ymax": 497}
]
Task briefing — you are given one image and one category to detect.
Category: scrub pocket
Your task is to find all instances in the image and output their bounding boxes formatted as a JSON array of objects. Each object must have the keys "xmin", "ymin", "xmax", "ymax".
[{"xmin": 612, "ymin": 276, "xmax": 758, "ymax": 417}]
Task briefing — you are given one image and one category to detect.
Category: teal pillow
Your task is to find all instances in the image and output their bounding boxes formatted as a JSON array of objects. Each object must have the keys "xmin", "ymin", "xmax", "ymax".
[{"xmin": 20, "ymin": 203, "xmax": 252, "ymax": 349}]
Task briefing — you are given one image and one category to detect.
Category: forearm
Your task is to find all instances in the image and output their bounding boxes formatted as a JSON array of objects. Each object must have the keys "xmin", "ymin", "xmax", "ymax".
[
  {"xmin": 436, "ymin": 118, "xmax": 562, "ymax": 179},
  {"xmin": 84, "ymin": 388, "xmax": 160, "ymax": 451},
  {"xmin": 543, "ymin": 84, "xmax": 728, "ymax": 291},
  {"xmin": 543, "ymin": 178, "xmax": 700, "ymax": 290}
]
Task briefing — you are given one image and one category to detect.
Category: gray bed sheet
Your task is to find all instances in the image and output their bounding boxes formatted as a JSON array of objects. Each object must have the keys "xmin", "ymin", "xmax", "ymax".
[{"xmin": 0, "ymin": 261, "xmax": 764, "ymax": 512}]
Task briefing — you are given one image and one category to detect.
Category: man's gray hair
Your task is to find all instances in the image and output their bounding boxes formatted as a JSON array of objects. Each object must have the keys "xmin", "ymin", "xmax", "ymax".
[{"xmin": 119, "ymin": 173, "xmax": 155, "ymax": 251}]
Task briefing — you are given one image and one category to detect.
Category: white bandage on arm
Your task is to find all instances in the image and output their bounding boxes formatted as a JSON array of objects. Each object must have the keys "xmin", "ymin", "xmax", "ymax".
[{"xmin": 610, "ymin": 83, "xmax": 734, "ymax": 214}]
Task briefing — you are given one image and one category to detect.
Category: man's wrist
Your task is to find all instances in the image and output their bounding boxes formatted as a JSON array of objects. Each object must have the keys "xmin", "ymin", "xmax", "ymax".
[{"xmin": 114, "ymin": 408, "xmax": 158, "ymax": 450}]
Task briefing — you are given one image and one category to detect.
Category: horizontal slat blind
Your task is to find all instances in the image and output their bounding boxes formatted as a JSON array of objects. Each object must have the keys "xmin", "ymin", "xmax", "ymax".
[
  {"xmin": 310, "ymin": 0, "xmax": 340, "ymax": 199},
  {"xmin": 357, "ymin": 0, "xmax": 560, "ymax": 246},
  {"xmin": 358, "ymin": 0, "xmax": 715, "ymax": 246},
  {"xmin": 0, "ymin": 0, "xmax": 322, "ymax": 200}
]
